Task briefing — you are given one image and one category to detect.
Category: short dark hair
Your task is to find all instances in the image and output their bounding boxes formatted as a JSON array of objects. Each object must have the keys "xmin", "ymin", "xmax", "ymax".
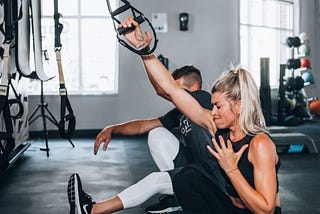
[{"xmin": 171, "ymin": 65, "xmax": 202, "ymax": 89}]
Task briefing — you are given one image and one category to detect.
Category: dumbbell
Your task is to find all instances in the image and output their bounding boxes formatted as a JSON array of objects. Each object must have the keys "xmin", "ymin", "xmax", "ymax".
[
  {"xmin": 287, "ymin": 58, "xmax": 301, "ymax": 69},
  {"xmin": 286, "ymin": 36, "xmax": 301, "ymax": 48},
  {"xmin": 285, "ymin": 77, "xmax": 295, "ymax": 92},
  {"xmin": 294, "ymin": 76, "xmax": 305, "ymax": 91}
]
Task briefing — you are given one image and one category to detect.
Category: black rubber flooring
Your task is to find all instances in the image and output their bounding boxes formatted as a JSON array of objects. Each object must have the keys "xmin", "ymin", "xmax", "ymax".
[{"xmin": 0, "ymin": 133, "xmax": 320, "ymax": 213}]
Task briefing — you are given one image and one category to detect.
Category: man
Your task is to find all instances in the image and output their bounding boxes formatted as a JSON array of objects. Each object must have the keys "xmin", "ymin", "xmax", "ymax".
[
  {"xmin": 93, "ymin": 65, "xmax": 210, "ymax": 213},
  {"xmin": 67, "ymin": 18, "xmax": 228, "ymax": 214}
]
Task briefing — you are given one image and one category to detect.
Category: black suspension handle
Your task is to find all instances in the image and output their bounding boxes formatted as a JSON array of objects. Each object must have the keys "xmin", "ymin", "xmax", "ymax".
[
  {"xmin": 117, "ymin": 15, "xmax": 145, "ymax": 35},
  {"xmin": 106, "ymin": 0, "xmax": 158, "ymax": 55}
]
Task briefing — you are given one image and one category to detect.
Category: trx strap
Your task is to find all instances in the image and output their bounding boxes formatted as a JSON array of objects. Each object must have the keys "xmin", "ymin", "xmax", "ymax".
[
  {"xmin": 0, "ymin": 0, "xmax": 15, "ymax": 171},
  {"xmin": 0, "ymin": 44, "xmax": 15, "ymax": 159},
  {"xmin": 54, "ymin": 0, "xmax": 76, "ymax": 140},
  {"xmin": 8, "ymin": 76, "xmax": 24, "ymax": 120},
  {"xmin": 14, "ymin": 0, "xmax": 39, "ymax": 79},
  {"xmin": 30, "ymin": 0, "xmax": 54, "ymax": 81},
  {"xmin": 106, "ymin": 0, "xmax": 158, "ymax": 55}
]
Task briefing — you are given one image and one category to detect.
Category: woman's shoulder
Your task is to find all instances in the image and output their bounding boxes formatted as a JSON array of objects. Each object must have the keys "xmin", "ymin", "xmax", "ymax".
[
  {"xmin": 250, "ymin": 132, "xmax": 276, "ymax": 151},
  {"xmin": 248, "ymin": 132, "xmax": 278, "ymax": 163}
]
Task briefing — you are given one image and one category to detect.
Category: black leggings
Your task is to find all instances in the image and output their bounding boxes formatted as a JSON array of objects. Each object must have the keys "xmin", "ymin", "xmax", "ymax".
[{"xmin": 172, "ymin": 166, "xmax": 281, "ymax": 214}]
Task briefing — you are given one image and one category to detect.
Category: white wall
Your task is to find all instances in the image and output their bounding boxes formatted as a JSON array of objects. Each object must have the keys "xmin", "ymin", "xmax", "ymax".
[
  {"xmin": 29, "ymin": 0, "xmax": 240, "ymax": 131},
  {"xmin": 299, "ymin": 0, "xmax": 320, "ymax": 99}
]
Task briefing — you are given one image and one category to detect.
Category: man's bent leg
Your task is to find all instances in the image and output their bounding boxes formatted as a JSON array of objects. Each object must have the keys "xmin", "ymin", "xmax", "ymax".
[
  {"xmin": 148, "ymin": 127, "xmax": 179, "ymax": 171},
  {"xmin": 147, "ymin": 128, "xmax": 183, "ymax": 213}
]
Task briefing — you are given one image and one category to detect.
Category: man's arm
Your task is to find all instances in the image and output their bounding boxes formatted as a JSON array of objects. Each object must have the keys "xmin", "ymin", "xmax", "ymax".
[{"xmin": 94, "ymin": 118, "xmax": 163, "ymax": 155}]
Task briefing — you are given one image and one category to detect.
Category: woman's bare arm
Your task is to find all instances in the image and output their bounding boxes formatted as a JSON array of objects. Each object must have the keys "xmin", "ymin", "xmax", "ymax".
[
  {"xmin": 141, "ymin": 54, "xmax": 216, "ymax": 135},
  {"xmin": 120, "ymin": 16, "xmax": 216, "ymax": 135}
]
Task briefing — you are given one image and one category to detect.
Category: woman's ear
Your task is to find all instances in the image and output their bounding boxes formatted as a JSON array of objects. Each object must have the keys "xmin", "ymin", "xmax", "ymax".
[{"xmin": 236, "ymin": 100, "xmax": 241, "ymax": 114}]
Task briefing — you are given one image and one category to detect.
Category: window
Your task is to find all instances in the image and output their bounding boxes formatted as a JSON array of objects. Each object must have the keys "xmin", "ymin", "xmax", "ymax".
[
  {"xmin": 28, "ymin": 0, "xmax": 118, "ymax": 95},
  {"xmin": 240, "ymin": 0, "xmax": 294, "ymax": 87}
]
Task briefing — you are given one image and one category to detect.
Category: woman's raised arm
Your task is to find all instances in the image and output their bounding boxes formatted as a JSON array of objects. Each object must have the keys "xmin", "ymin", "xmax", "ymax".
[{"xmin": 120, "ymin": 16, "xmax": 216, "ymax": 135}]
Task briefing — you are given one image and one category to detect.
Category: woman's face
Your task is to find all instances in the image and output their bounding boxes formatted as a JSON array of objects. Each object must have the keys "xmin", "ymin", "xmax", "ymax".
[{"xmin": 211, "ymin": 91, "xmax": 239, "ymax": 129}]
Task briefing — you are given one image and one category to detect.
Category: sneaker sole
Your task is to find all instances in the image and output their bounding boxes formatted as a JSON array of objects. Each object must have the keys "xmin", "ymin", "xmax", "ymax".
[
  {"xmin": 74, "ymin": 174, "xmax": 82, "ymax": 214},
  {"xmin": 68, "ymin": 173, "xmax": 82, "ymax": 214},
  {"xmin": 146, "ymin": 206, "xmax": 182, "ymax": 213},
  {"xmin": 67, "ymin": 174, "xmax": 76, "ymax": 214}
]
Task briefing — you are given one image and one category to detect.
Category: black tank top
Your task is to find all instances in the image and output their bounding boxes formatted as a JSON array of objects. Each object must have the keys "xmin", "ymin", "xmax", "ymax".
[{"xmin": 216, "ymin": 130, "xmax": 281, "ymax": 198}]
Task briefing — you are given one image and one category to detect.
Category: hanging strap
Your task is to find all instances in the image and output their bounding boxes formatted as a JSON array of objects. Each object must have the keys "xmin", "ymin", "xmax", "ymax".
[
  {"xmin": 3, "ymin": 0, "xmax": 14, "ymax": 43},
  {"xmin": 0, "ymin": 44, "xmax": 10, "ymax": 112},
  {"xmin": 106, "ymin": 0, "xmax": 158, "ymax": 55},
  {"xmin": 55, "ymin": 51, "xmax": 76, "ymax": 139},
  {"xmin": 8, "ymin": 78, "xmax": 24, "ymax": 120},
  {"xmin": 14, "ymin": 0, "xmax": 39, "ymax": 79},
  {"xmin": 0, "ymin": 100, "xmax": 15, "ymax": 171},
  {"xmin": 54, "ymin": 0, "xmax": 76, "ymax": 140},
  {"xmin": 30, "ymin": 0, "xmax": 54, "ymax": 81},
  {"xmin": 0, "ymin": 0, "xmax": 15, "ymax": 171},
  {"xmin": 0, "ymin": 44, "xmax": 13, "ymax": 133}
]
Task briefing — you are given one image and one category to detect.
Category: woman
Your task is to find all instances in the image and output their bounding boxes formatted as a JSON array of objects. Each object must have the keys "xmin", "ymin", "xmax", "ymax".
[
  {"xmin": 120, "ymin": 17, "xmax": 281, "ymax": 214},
  {"xmin": 171, "ymin": 68, "xmax": 282, "ymax": 214}
]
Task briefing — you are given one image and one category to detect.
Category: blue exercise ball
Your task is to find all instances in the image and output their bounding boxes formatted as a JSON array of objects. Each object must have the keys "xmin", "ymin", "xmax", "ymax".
[{"xmin": 301, "ymin": 71, "xmax": 314, "ymax": 84}]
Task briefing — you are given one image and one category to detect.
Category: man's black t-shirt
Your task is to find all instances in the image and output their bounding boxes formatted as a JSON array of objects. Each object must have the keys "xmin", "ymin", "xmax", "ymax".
[
  {"xmin": 158, "ymin": 90, "xmax": 213, "ymax": 131},
  {"xmin": 157, "ymin": 90, "xmax": 213, "ymax": 165}
]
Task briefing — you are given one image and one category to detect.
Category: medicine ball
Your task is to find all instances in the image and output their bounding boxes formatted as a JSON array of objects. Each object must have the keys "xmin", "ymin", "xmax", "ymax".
[
  {"xmin": 298, "ymin": 44, "xmax": 311, "ymax": 56},
  {"xmin": 300, "ymin": 58, "xmax": 311, "ymax": 69},
  {"xmin": 301, "ymin": 71, "xmax": 314, "ymax": 84},
  {"xmin": 299, "ymin": 32, "xmax": 309, "ymax": 44},
  {"xmin": 309, "ymin": 99, "xmax": 320, "ymax": 115}
]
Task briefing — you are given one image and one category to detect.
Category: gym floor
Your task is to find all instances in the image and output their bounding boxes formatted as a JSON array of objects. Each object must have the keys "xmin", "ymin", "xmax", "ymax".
[{"xmin": 0, "ymin": 118, "xmax": 320, "ymax": 214}]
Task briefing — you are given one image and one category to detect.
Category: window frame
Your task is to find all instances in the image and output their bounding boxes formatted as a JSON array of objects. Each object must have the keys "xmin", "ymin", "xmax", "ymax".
[
  {"xmin": 27, "ymin": 0, "xmax": 119, "ymax": 95},
  {"xmin": 240, "ymin": 0, "xmax": 297, "ymax": 88}
]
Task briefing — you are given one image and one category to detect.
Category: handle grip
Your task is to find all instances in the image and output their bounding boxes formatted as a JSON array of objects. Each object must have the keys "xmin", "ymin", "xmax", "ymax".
[
  {"xmin": 117, "ymin": 15, "xmax": 145, "ymax": 35},
  {"xmin": 111, "ymin": 4, "xmax": 130, "ymax": 16}
]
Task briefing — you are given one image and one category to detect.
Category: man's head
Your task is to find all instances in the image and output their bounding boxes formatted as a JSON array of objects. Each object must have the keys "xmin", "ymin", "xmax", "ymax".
[{"xmin": 171, "ymin": 65, "xmax": 202, "ymax": 91}]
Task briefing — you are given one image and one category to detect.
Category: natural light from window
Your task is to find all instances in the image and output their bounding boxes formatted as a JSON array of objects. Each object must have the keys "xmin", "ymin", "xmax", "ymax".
[
  {"xmin": 240, "ymin": 0, "xmax": 294, "ymax": 87},
  {"xmin": 27, "ymin": 0, "xmax": 118, "ymax": 95}
]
